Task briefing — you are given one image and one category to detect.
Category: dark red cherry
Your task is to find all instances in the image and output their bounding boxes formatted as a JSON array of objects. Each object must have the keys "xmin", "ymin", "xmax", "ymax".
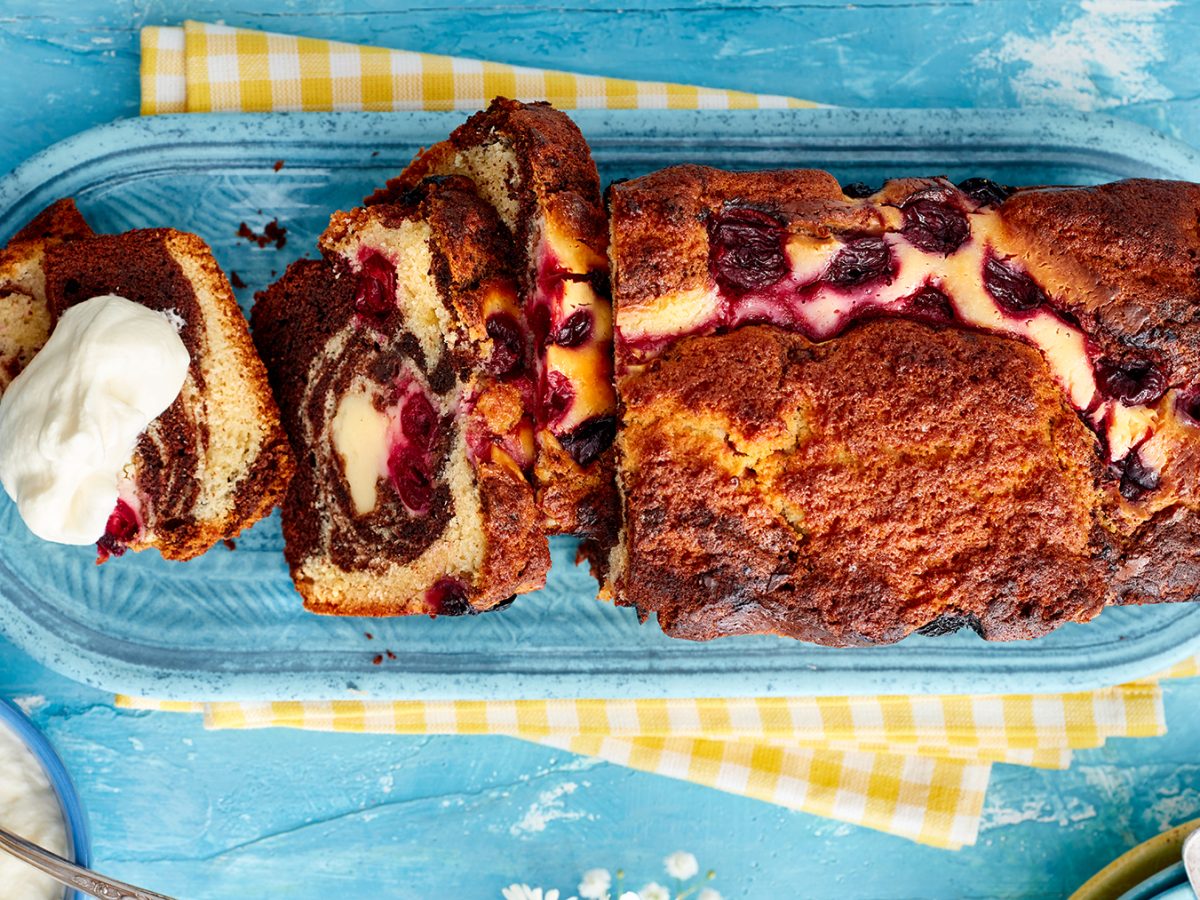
[
  {"xmin": 901, "ymin": 198, "xmax": 969, "ymax": 255},
  {"xmin": 536, "ymin": 253, "xmax": 568, "ymax": 306},
  {"xmin": 544, "ymin": 370, "xmax": 575, "ymax": 426},
  {"xmin": 841, "ymin": 182, "xmax": 877, "ymax": 199},
  {"xmin": 1096, "ymin": 358, "xmax": 1166, "ymax": 406},
  {"xmin": 1178, "ymin": 389, "xmax": 1200, "ymax": 424},
  {"xmin": 983, "ymin": 255, "xmax": 1046, "ymax": 313},
  {"xmin": 388, "ymin": 450, "xmax": 433, "ymax": 514},
  {"xmin": 551, "ymin": 310, "xmax": 593, "ymax": 348},
  {"xmin": 528, "ymin": 303, "xmax": 552, "ymax": 349},
  {"xmin": 824, "ymin": 236, "xmax": 894, "ymax": 287},
  {"xmin": 104, "ymin": 500, "xmax": 139, "ymax": 542},
  {"xmin": 558, "ymin": 415, "xmax": 617, "ymax": 467},
  {"xmin": 427, "ymin": 577, "xmax": 471, "ymax": 616},
  {"xmin": 96, "ymin": 500, "xmax": 138, "ymax": 559},
  {"xmin": 485, "ymin": 313, "xmax": 525, "ymax": 376},
  {"xmin": 353, "ymin": 251, "xmax": 396, "ymax": 324},
  {"xmin": 708, "ymin": 207, "xmax": 790, "ymax": 297},
  {"xmin": 906, "ymin": 285, "xmax": 955, "ymax": 323},
  {"xmin": 1118, "ymin": 451, "xmax": 1160, "ymax": 501},
  {"xmin": 958, "ymin": 177, "xmax": 1014, "ymax": 207},
  {"xmin": 400, "ymin": 391, "xmax": 437, "ymax": 451}
]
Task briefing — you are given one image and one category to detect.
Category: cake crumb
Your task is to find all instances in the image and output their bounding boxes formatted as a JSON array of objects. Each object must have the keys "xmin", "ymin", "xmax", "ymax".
[
  {"xmin": 229, "ymin": 271, "xmax": 247, "ymax": 289},
  {"xmin": 223, "ymin": 538, "xmax": 236, "ymax": 550},
  {"xmin": 237, "ymin": 219, "xmax": 288, "ymax": 249},
  {"xmin": 273, "ymin": 159, "xmax": 285, "ymax": 172},
  {"xmin": 372, "ymin": 654, "xmax": 383, "ymax": 665},
  {"xmin": 386, "ymin": 650, "xmax": 396, "ymax": 660},
  {"xmin": 364, "ymin": 632, "xmax": 374, "ymax": 640}
]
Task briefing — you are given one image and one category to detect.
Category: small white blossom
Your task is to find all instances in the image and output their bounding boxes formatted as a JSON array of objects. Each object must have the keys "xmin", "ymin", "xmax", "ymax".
[
  {"xmin": 502, "ymin": 887, "xmax": 560, "ymax": 900},
  {"xmin": 578, "ymin": 869, "xmax": 612, "ymax": 899},
  {"xmin": 663, "ymin": 851, "xmax": 699, "ymax": 881},
  {"xmin": 698, "ymin": 890, "xmax": 723, "ymax": 900},
  {"xmin": 619, "ymin": 894, "xmax": 640, "ymax": 900},
  {"xmin": 639, "ymin": 883, "xmax": 671, "ymax": 900}
]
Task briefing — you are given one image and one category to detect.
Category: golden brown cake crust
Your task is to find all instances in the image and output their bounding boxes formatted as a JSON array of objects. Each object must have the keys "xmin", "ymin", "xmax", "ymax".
[
  {"xmin": 610, "ymin": 165, "xmax": 853, "ymax": 309},
  {"xmin": 619, "ymin": 322, "xmax": 1112, "ymax": 645},
  {"xmin": 10, "ymin": 197, "xmax": 93, "ymax": 245},
  {"xmin": 370, "ymin": 98, "xmax": 608, "ymax": 258},
  {"xmin": 998, "ymin": 180, "xmax": 1200, "ymax": 386},
  {"xmin": 609, "ymin": 167, "xmax": 1200, "ymax": 643}
]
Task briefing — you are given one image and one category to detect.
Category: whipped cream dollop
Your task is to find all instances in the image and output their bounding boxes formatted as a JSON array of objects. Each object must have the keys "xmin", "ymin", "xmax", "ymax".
[
  {"xmin": 0, "ymin": 294, "xmax": 189, "ymax": 544},
  {"xmin": 0, "ymin": 720, "xmax": 69, "ymax": 900}
]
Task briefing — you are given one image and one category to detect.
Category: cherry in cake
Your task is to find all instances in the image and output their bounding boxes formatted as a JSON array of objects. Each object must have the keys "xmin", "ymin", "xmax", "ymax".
[
  {"xmin": 252, "ymin": 177, "xmax": 549, "ymax": 616},
  {"xmin": 0, "ymin": 200, "xmax": 292, "ymax": 561},
  {"xmin": 367, "ymin": 98, "xmax": 618, "ymax": 543},
  {"xmin": 608, "ymin": 168, "xmax": 1200, "ymax": 645}
]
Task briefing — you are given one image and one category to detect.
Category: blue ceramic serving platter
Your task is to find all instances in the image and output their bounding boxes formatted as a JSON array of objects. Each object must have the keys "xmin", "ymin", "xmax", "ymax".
[{"xmin": 2, "ymin": 109, "xmax": 1200, "ymax": 700}]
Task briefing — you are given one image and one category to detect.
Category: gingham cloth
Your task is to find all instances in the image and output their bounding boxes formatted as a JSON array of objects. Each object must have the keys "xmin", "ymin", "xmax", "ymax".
[
  {"xmin": 140, "ymin": 21, "xmax": 818, "ymax": 115},
  {"xmin": 117, "ymin": 680, "xmax": 1180, "ymax": 850},
  {"xmin": 134, "ymin": 20, "xmax": 1200, "ymax": 850}
]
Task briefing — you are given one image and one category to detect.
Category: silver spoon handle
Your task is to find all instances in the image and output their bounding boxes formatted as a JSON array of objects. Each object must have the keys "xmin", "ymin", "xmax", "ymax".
[{"xmin": 0, "ymin": 825, "xmax": 177, "ymax": 900}]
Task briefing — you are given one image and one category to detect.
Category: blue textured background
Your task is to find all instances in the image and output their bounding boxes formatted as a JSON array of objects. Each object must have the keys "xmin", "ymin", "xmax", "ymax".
[{"xmin": 1, "ymin": 2, "xmax": 1199, "ymax": 897}]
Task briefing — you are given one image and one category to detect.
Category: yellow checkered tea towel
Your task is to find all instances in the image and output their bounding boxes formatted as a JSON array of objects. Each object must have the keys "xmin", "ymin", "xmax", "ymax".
[
  {"xmin": 135, "ymin": 19, "xmax": 1199, "ymax": 850},
  {"xmin": 140, "ymin": 21, "xmax": 819, "ymax": 115},
  {"xmin": 119, "ymin": 676, "xmax": 1179, "ymax": 850}
]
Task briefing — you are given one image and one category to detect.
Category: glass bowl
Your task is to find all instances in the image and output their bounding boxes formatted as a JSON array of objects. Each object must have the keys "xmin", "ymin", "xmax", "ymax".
[{"xmin": 0, "ymin": 698, "xmax": 91, "ymax": 900}]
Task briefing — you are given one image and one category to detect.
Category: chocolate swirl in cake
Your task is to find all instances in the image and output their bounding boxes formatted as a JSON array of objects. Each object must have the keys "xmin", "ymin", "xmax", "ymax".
[
  {"xmin": 253, "ymin": 177, "xmax": 549, "ymax": 617},
  {"xmin": 45, "ymin": 231, "xmax": 210, "ymax": 552},
  {"xmin": 369, "ymin": 98, "xmax": 618, "ymax": 545},
  {"xmin": 35, "ymin": 225, "xmax": 292, "ymax": 561}
]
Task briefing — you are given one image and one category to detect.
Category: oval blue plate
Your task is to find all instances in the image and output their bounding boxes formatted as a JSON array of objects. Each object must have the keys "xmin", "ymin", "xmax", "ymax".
[{"xmin": 2, "ymin": 109, "xmax": 1200, "ymax": 700}]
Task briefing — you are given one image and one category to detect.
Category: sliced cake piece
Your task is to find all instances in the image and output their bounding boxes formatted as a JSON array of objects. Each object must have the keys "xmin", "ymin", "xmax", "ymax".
[
  {"xmin": 369, "ymin": 98, "xmax": 618, "ymax": 540},
  {"xmin": 608, "ymin": 168, "xmax": 1200, "ymax": 645},
  {"xmin": 32, "ymin": 225, "xmax": 294, "ymax": 560},
  {"xmin": 0, "ymin": 198, "xmax": 93, "ymax": 391},
  {"xmin": 252, "ymin": 177, "xmax": 549, "ymax": 616}
]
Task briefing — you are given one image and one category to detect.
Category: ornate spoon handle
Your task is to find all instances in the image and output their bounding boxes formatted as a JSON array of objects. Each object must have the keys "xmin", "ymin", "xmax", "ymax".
[{"xmin": 0, "ymin": 825, "xmax": 176, "ymax": 900}]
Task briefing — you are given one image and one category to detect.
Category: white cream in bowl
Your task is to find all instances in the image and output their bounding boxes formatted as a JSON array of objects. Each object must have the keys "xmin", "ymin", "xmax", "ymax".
[{"xmin": 0, "ymin": 720, "xmax": 69, "ymax": 900}]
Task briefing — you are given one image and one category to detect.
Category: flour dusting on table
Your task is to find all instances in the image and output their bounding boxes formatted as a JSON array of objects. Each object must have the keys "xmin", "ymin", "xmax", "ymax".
[{"xmin": 976, "ymin": 0, "xmax": 1176, "ymax": 110}]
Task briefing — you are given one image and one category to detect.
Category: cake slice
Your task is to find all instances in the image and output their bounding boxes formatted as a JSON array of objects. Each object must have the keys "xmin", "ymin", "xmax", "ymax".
[
  {"xmin": 608, "ymin": 168, "xmax": 1200, "ymax": 645},
  {"xmin": 12, "ymin": 219, "xmax": 294, "ymax": 560},
  {"xmin": 369, "ymin": 98, "xmax": 618, "ymax": 541},
  {"xmin": 0, "ymin": 198, "xmax": 93, "ymax": 391},
  {"xmin": 252, "ymin": 177, "xmax": 549, "ymax": 616}
]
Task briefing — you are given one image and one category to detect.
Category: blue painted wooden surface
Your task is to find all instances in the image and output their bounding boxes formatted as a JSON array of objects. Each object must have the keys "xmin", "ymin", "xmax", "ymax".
[{"xmin": 1, "ymin": 2, "xmax": 1200, "ymax": 897}]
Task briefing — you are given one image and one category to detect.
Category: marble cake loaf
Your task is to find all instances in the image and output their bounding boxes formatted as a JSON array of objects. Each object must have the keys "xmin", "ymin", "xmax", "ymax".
[
  {"xmin": 606, "ymin": 168, "xmax": 1200, "ymax": 646},
  {"xmin": 252, "ymin": 176, "xmax": 550, "ymax": 616},
  {"xmin": 369, "ymin": 98, "xmax": 618, "ymax": 545},
  {"xmin": 0, "ymin": 199, "xmax": 293, "ymax": 560}
]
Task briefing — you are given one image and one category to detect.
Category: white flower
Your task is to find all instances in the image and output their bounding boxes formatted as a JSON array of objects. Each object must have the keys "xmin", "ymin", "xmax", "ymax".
[
  {"xmin": 639, "ymin": 883, "xmax": 671, "ymax": 900},
  {"xmin": 502, "ymin": 886, "xmax": 560, "ymax": 900},
  {"xmin": 578, "ymin": 869, "xmax": 612, "ymax": 899},
  {"xmin": 619, "ymin": 894, "xmax": 640, "ymax": 900},
  {"xmin": 698, "ymin": 890, "xmax": 722, "ymax": 900},
  {"xmin": 664, "ymin": 851, "xmax": 699, "ymax": 881}
]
